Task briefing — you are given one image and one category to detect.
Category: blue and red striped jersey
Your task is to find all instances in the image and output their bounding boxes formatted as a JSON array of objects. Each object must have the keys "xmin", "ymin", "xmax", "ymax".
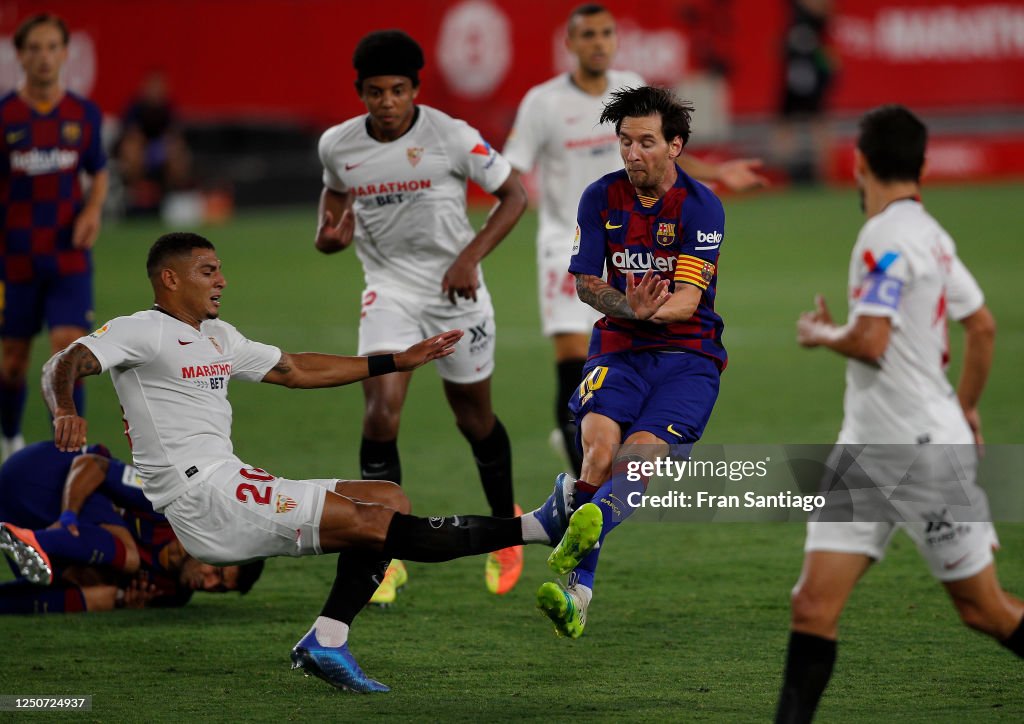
[
  {"xmin": 0, "ymin": 91, "xmax": 106, "ymax": 282},
  {"xmin": 569, "ymin": 168, "xmax": 727, "ymax": 370}
]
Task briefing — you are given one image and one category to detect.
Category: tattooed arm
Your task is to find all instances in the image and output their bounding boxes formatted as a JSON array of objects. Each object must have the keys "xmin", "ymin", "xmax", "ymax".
[
  {"xmin": 575, "ymin": 271, "xmax": 670, "ymax": 321},
  {"xmin": 42, "ymin": 344, "xmax": 104, "ymax": 451}
]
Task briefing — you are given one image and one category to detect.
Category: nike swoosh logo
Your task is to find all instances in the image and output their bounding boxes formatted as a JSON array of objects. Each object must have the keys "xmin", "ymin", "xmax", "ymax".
[
  {"xmin": 344, "ymin": 161, "xmax": 365, "ymax": 170},
  {"xmin": 943, "ymin": 554, "xmax": 970, "ymax": 570},
  {"xmin": 178, "ymin": 340, "xmax": 194, "ymax": 345},
  {"xmin": 667, "ymin": 424, "xmax": 683, "ymax": 438},
  {"xmin": 605, "ymin": 221, "xmax": 622, "ymax": 230},
  {"xmin": 6, "ymin": 130, "xmax": 26, "ymax": 144}
]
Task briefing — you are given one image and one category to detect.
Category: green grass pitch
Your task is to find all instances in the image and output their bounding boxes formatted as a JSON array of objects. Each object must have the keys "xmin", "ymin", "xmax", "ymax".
[{"xmin": 2, "ymin": 182, "xmax": 1022, "ymax": 721}]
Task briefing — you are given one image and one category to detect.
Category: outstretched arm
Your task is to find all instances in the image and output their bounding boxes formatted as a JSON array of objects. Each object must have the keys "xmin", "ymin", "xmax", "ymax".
[
  {"xmin": 42, "ymin": 343, "xmax": 104, "ymax": 451},
  {"xmin": 677, "ymin": 155, "xmax": 768, "ymax": 191},
  {"xmin": 262, "ymin": 330, "xmax": 463, "ymax": 389}
]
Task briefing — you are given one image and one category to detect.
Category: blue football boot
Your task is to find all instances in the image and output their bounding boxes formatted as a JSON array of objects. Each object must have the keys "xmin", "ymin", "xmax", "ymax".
[
  {"xmin": 531, "ymin": 473, "xmax": 577, "ymax": 545},
  {"xmin": 290, "ymin": 631, "xmax": 390, "ymax": 693}
]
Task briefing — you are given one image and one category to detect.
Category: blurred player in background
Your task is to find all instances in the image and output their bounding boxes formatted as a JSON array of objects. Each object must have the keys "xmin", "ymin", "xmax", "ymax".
[
  {"xmin": 504, "ymin": 3, "xmax": 764, "ymax": 476},
  {"xmin": 0, "ymin": 14, "xmax": 108, "ymax": 459},
  {"xmin": 314, "ymin": 30, "xmax": 528, "ymax": 601},
  {"xmin": 39, "ymin": 232, "xmax": 570, "ymax": 691},
  {"xmin": 775, "ymin": 105, "xmax": 1024, "ymax": 723},
  {"xmin": 0, "ymin": 441, "xmax": 262, "ymax": 613},
  {"xmin": 536, "ymin": 87, "xmax": 728, "ymax": 638}
]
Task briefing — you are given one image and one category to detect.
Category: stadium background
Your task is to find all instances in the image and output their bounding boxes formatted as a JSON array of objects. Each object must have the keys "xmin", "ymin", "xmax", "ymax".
[{"xmin": 1, "ymin": 0, "xmax": 1023, "ymax": 720}]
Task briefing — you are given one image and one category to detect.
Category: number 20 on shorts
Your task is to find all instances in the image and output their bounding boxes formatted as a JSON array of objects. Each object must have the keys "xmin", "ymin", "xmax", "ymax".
[{"xmin": 577, "ymin": 366, "xmax": 608, "ymax": 405}]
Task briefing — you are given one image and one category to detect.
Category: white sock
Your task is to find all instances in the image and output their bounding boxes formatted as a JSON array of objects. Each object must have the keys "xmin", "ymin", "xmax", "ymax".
[
  {"xmin": 520, "ymin": 511, "xmax": 550, "ymax": 544},
  {"xmin": 569, "ymin": 583, "xmax": 593, "ymax": 609},
  {"xmin": 311, "ymin": 616, "xmax": 349, "ymax": 647}
]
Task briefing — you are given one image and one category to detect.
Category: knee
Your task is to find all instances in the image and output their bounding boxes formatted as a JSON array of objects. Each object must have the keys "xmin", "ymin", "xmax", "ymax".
[
  {"xmin": 363, "ymin": 401, "xmax": 402, "ymax": 439},
  {"xmin": 790, "ymin": 584, "xmax": 839, "ymax": 634},
  {"xmin": 582, "ymin": 435, "xmax": 617, "ymax": 479},
  {"xmin": 379, "ymin": 482, "xmax": 411, "ymax": 516},
  {"xmin": 952, "ymin": 597, "xmax": 1015, "ymax": 639},
  {"xmin": 1, "ymin": 352, "xmax": 29, "ymax": 381},
  {"xmin": 452, "ymin": 400, "xmax": 495, "ymax": 441}
]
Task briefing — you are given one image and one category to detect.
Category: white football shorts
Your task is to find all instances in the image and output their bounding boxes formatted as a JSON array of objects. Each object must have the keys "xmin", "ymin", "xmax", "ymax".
[
  {"xmin": 357, "ymin": 284, "xmax": 496, "ymax": 384},
  {"xmin": 804, "ymin": 444, "xmax": 998, "ymax": 582},
  {"xmin": 164, "ymin": 462, "xmax": 339, "ymax": 565},
  {"xmin": 537, "ymin": 249, "xmax": 601, "ymax": 337}
]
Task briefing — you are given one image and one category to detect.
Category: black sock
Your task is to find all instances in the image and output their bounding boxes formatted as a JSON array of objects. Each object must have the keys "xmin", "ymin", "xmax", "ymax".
[
  {"xmin": 556, "ymin": 359, "xmax": 585, "ymax": 476},
  {"xmin": 360, "ymin": 436, "xmax": 401, "ymax": 485},
  {"xmin": 464, "ymin": 418, "xmax": 514, "ymax": 517},
  {"xmin": 775, "ymin": 631, "xmax": 837, "ymax": 724},
  {"xmin": 319, "ymin": 549, "xmax": 391, "ymax": 626},
  {"xmin": 1001, "ymin": 616, "xmax": 1024, "ymax": 657},
  {"xmin": 381, "ymin": 512, "xmax": 523, "ymax": 562}
]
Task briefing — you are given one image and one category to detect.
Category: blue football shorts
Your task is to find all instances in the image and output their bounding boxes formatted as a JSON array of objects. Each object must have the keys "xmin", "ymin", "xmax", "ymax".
[
  {"xmin": 568, "ymin": 350, "xmax": 721, "ymax": 448},
  {"xmin": 1, "ymin": 269, "xmax": 93, "ymax": 338}
]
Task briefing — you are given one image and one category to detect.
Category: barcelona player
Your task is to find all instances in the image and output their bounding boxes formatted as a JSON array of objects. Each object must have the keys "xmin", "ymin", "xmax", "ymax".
[
  {"xmin": 0, "ymin": 441, "xmax": 263, "ymax": 613},
  {"xmin": 536, "ymin": 86, "xmax": 727, "ymax": 638},
  {"xmin": 0, "ymin": 14, "xmax": 108, "ymax": 459}
]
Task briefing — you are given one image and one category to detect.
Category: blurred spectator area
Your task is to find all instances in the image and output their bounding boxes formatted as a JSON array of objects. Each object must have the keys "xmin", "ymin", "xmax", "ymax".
[{"xmin": 3, "ymin": 0, "xmax": 1020, "ymax": 211}]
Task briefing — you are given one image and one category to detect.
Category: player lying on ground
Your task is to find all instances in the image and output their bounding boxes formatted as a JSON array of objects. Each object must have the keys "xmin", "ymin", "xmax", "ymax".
[
  {"xmin": 37, "ymin": 232, "xmax": 569, "ymax": 692},
  {"xmin": 0, "ymin": 440, "xmax": 262, "ymax": 613}
]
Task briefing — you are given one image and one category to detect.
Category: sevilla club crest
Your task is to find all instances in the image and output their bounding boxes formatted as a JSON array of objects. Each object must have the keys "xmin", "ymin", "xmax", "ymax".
[{"xmin": 407, "ymin": 147, "xmax": 424, "ymax": 166}]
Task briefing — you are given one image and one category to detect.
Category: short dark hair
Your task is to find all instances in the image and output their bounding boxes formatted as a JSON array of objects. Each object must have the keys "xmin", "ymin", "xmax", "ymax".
[
  {"xmin": 353, "ymin": 30, "xmax": 424, "ymax": 91},
  {"xmin": 600, "ymin": 86, "xmax": 694, "ymax": 147},
  {"xmin": 14, "ymin": 13, "xmax": 69, "ymax": 50},
  {"xmin": 857, "ymin": 104, "xmax": 927, "ymax": 183},
  {"xmin": 568, "ymin": 3, "xmax": 610, "ymax": 31},
  {"xmin": 146, "ymin": 232, "xmax": 215, "ymax": 279},
  {"xmin": 236, "ymin": 560, "xmax": 265, "ymax": 595}
]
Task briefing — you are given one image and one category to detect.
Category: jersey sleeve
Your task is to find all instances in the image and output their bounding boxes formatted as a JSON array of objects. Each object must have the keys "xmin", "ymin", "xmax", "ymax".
[
  {"xmin": 220, "ymin": 323, "xmax": 282, "ymax": 381},
  {"xmin": 850, "ymin": 226, "xmax": 911, "ymax": 321},
  {"xmin": 445, "ymin": 118, "xmax": 511, "ymax": 193},
  {"xmin": 98, "ymin": 458, "xmax": 154, "ymax": 514},
  {"xmin": 318, "ymin": 126, "xmax": 347, "ymax": 192},
  {"xmin": 946, "ymin": 255, "xmax": 984, "ymax": 320},
  {"xmin": 75, "ymin": 316, "xmax": 160, "ymax": 372},
  {"xmin": 568, "ymin": 181, "xmax": 607, "ymax": 277},
  {"xmin": 674, "ymin": 189, "xmax": 724, "ymax": 290},
  {"xmin": 82, "ymin": 102, "xmax": 108, "ymax": 174},
  {"xmin": 502, "ymin": 88, "xmax": 545, "ymax": 173}
]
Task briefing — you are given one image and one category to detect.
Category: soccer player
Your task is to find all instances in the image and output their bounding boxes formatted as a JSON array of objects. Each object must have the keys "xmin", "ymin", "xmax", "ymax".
[
  {"xmin": 504, "ymin": 4, "xmax": 764, "ymax": 476},
  {"xmin": 536, "ymin": 87, "xmax": 728, "ymax": 638},
  {"xmin": 0, "ymin": 440, "xmax": 263, "ymax": 613},
  {"xmin": 38, "ymin": 232, "xmax": 570, "ymax": 690},
  {"xmin": 314, "ymin": 30, "xmax": 529, "ymax": 601},
  {"xmin": 0, "ymin": 14, "xmax": 108, "ymax": 458},
  {"xmin": 774, "ymin": 105, "xmax": 1024, "ymax": 722}
]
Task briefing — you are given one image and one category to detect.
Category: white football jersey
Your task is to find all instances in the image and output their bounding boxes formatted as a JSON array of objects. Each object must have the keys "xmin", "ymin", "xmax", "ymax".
[
  {"xmin": 840, "ymin": 199, "xmax": 984, "ymax": 444},
  {"xmin": 319, "ymin": 105, "xmax": 512, "ymax": 298},
  {"xmin": 76, "ymin": 310, "xmax": 281, "ymax": 509},
  {"xmin": 503, "ymin": 70, "xmax": 645, "ymax": 259}
]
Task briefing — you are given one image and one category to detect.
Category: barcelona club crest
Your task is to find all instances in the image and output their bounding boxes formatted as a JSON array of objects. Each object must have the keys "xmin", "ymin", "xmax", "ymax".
[
  {"xmin": 656, "ymin": 222, "xmax": 676, "ymax": 246},
  {"xmin": 61, "ymin": 121, "xmax": 82, "ymax": 145},
  {"xmin": 701, "ymin": 260, "xmax": 715, "ymax": 285},
  {"xmin": 407, "ymin": 147, "xmax": 424, "ymax": 167}
]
